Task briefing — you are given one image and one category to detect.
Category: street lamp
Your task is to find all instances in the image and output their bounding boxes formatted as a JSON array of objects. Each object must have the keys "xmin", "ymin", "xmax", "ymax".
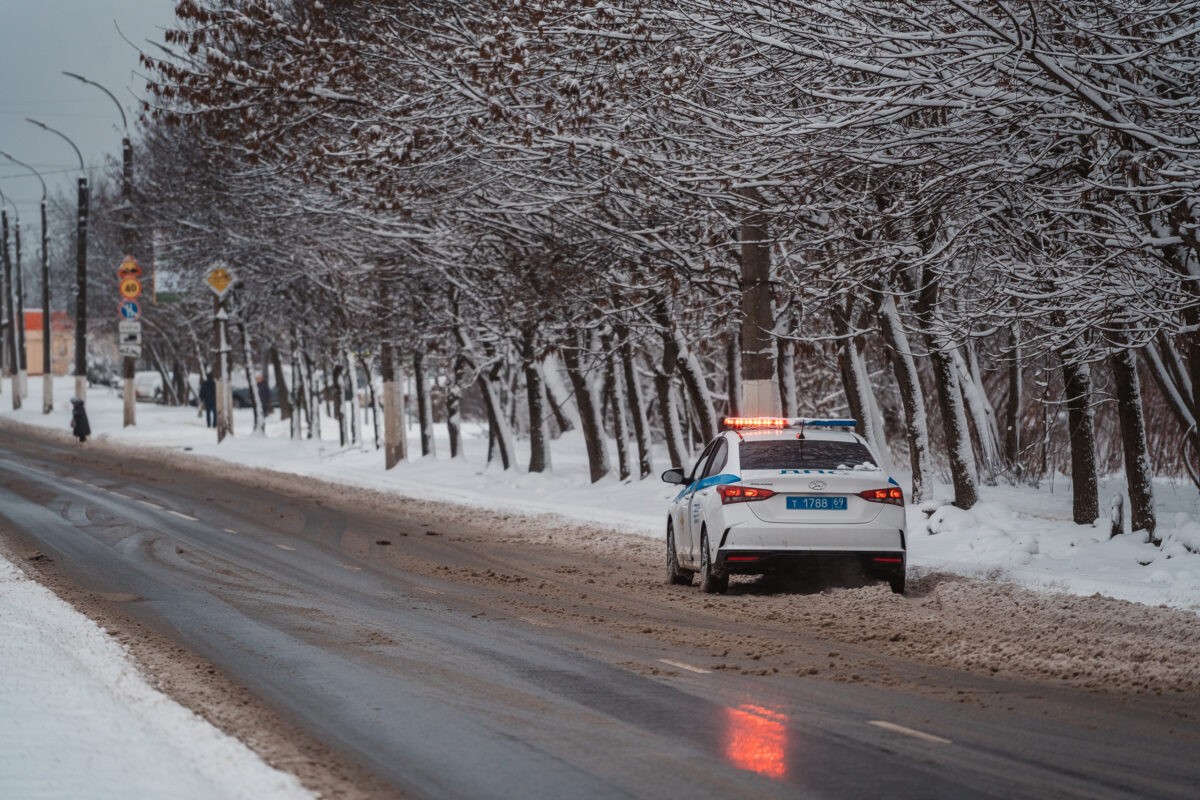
[
  {"xmin": 27, "ymin": 117, "xmax": 88, "ymax": 402},
  {"xmin": 65, "ymin": 71, "xmax": 137, "ymax": 427},
  {"xmin": 0, "ymin": 187, "xmax": 18, "ymax": 409},
  {"xmin": 0, "ymin": 150, "xmax": 51, "ymax": 413}
]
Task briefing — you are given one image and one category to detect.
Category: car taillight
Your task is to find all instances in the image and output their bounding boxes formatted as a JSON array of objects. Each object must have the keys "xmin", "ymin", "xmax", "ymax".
[
  {"xmin": 859, "ymin": 487, "xmax": 904, "ymax": 506},
  {"xmin": 718, "ymin": 485, "xmax": 777, "ymax": 504}
]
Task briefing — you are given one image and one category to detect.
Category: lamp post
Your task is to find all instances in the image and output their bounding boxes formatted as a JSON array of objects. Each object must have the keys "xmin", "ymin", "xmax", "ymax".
[
  {"xmin": 0, "ymin": 151, "xmax": 51, "ymax": 413},
  {"xmin": 65, "ymin": 72, "xmax": 136, "ymax": 426},
  {"xmin": 0, "ymin": 189, "xmax": 16, "ymax": 409},
  {"xmin": 27, "ymin": 117, "xmax": 88, "ymax": 402}
]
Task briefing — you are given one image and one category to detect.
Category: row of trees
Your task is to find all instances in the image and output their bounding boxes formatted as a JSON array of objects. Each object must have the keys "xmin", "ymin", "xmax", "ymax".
[{"xmin": 51, "ymin": 1, "xmax": 1197, "ymax": 542}]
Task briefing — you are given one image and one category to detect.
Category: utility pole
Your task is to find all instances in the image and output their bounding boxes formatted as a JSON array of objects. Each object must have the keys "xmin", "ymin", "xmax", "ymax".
[
  {"xmin": 27, "ymin": 118, "xmax": 88, "ymax": 401},
  {"xmin": 65, "ymin": 73, "xmax": 136, "ymax": 426},
  {"xmin": 5, "ymin": 150, "xmax": 54, "ymax": 413},
  {"xmin": 0, "ymin": 203, "xmax": 13, "ymax": 408},
  {"xmin": 0, "ymin": 194, "xmax": 18, "ymax": 410},
  {"xmin": 737, "ymin": 186, "xmax": 780, "ymax": 416},
  {"xmin": 14, "ymin": 216, "xmax": 26, "ymax": 399},
  {"xmin": 206, "ymin": 268, "xmax": 235, "ymax": 441}
]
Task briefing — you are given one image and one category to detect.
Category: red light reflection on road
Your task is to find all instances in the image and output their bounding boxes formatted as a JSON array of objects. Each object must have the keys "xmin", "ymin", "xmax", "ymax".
[{"xmin": 723, "ymin": 704, "xmax": 788, "ymax": 780}]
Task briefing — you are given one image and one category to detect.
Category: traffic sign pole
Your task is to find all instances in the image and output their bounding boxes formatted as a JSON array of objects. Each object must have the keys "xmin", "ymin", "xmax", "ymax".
[{"xmin": 118, "ymin": 256, "xmax": 141, "ymax": 427}]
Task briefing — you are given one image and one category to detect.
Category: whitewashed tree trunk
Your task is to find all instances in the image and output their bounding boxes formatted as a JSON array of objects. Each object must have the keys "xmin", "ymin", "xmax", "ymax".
[
  {"xmin": 953, "ymin": 345, "xmax": 1001, "ymax": 481},
  {"xmin": 878, "ymin": 295, "xmax": 933, "ymax": 502},
  {"xmin": 542, "ymin": 352, "xmax": 580, "ymax": 434},
  {"xmin": 413, "ymin": 349, "xmax": 435, "ymax": 457},
  {"xmin": 239, "ymin": 320, "xmax": 265, "ymax": 436},
  {"xmin": 346, "ymin": 349, "xmax": 364, "ymax": 450},
  {"xmin": 481, "ymin": 371, "xmax": 516, "ymax": 469},
  {"xmin": 672, "ymin": 327, "xmax": 719, "ymax": 442}
]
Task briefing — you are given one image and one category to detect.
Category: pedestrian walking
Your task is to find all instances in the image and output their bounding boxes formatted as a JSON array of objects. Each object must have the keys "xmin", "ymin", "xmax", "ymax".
[
  {"xmin": 69, "ymin": 398, "xmax": 91, "ymax": 443},
  {"xmin": 200, "ymin": 373, "xmax": 217, "ymax": 428}
]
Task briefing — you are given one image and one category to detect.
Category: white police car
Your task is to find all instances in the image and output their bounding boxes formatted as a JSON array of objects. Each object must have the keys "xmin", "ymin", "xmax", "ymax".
[{"xmin": 661, "ymin": 417, "xmax": 906, "ymax": 594}]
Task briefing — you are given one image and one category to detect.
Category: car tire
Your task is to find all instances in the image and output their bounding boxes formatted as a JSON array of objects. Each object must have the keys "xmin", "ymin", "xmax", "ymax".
[
  {"xmin": 889, "ymin": 573, "xmax": 906, "ymax": 595},
  {"xmin": 698, "ymin": 529, "xmax": 727, "ymax": 595},
  {"xmin": 666, "ymin": 520, "xmax": 692, "ymax": 586}
]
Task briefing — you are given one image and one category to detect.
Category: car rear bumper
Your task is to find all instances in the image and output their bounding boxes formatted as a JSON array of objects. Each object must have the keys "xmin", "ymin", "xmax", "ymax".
[
  {"xmin": 716, "ymin": 548, "xmax": 905, "ymax": 576},
  {"xmin": 720, "ymin": 519, "xmax": 905, "ymax": 552}
]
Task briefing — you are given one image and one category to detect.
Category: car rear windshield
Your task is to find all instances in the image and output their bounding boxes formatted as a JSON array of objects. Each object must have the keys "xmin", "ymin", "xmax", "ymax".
[{"xmin": 739, "ymin": 440, "xmax": 876, "ymax": 471}]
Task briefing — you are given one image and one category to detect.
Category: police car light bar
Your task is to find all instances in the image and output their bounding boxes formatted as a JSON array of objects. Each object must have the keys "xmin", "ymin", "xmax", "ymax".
[{"xmin": 722, "ymin": 417, "xmax": 857, "ymax": 430}]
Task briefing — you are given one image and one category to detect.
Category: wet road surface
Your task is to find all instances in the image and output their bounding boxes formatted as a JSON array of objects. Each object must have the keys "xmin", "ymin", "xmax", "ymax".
[{"xmin": 1, "ymin": 426, "xmax": 1198, "ymax": 799}]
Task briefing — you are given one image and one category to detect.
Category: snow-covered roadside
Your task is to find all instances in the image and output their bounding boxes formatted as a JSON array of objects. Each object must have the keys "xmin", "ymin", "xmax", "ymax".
[
  {"xmin": 4, "ymin": 376, "xmax": 1200, "ymax": 613},
  {"xmin": 0, "ymin": 552, "xmax": 312, "ymax": 800}
]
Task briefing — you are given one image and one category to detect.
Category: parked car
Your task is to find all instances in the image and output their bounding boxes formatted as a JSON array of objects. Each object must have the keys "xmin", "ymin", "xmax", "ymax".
[
  {"xmin": 232, "ymin": 382, "xmax": 279, "ymax": 409},
  {"xmin": 132, "ymin": 371, "xmax": 164, "ymax": 403},
  {"xmin": 661, "ymin": 417, "xmax": 907, "ymax": 594}
]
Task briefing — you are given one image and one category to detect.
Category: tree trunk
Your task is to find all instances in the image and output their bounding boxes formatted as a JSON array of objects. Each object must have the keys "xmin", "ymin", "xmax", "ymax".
[
  {"xmin": 303, "ymin": 349, "xmax": 320, "ymax": 441},
  {"xmin": 479, "ymin": 365, "xmax": 514, "ymax": 470},
  {"xmin": 522, "ymin": 325, "xmax": 550, "ymax": 473},
  {"xmin": 236, "ymin": 318, "xmax": 265, "ymax": 435},
  {"xmin": 380, "ymin": 339, "xmax": 405, "ymax": 468},
  {"xmin": 1060, "ymin": 356, "xmax": 1100, "ymax": 525},
  {"xmin": 1110, "ymin": 337, "xmax": 1157, "ymax": 541},
  {"xmin": 655, "ymin": 367, "xmax": 687, "ymax": 470},
  {"xmin": 1005, "ymin": 327, "xmax": 1023, "ymax": 479},
  {"xmin": 831, "ymin": 301, "xmax": 881, "ymax": 451},
  {"xmin": 725, "ymin": 330, "xmax": 741, "ymax": 419},
  {"xmin": 604, "ymin": 335, "xmax": 631, "ymax": 480},
  {"xmin": 653, "ymin": 322, "xmax": 688, "ymax": 471},
  {"xmin": 777, "ymin": 335, "xmax": 797, "ymax": 418},
  {"xmin": 954, "ymin": 344, "xmax": 1001, "ymax": 482},
  {"xmin": 356, "ymin": 353, "xmax": 380, "ymax": 451},
  {"xmin": 542, "ymin": 356, "xmax": 574, "ymax": 435},
  {"xmin": 447, "ymin": 353, "xmax": 467, "ymax": 459},
  {"xmin": 333, "ymin": 362, "xmax": 346, "ymax": 447},
  {"xmin": 270, "ymin": 346, "xmax": 292, "ymax": 422},
  {"xmin": 414, "ymin": 349, "xmax": 436, "ymax": 457},
  {"xmin": 345, "ymin": 350, "xmax": 363, "ymax": 448},
  {"xmin": 561, "ymin": 333, "xmax": 610, "ymax": 483},
  {"xmin": 289, "ymin": 340, "xmax": 306, "ymax": 440},
  {"xmin": 913, "ymin": 275, "xmax": 978, "ymax": 510},
  {"xmin": 617, "ymin": 326, "xmax": 653, "ymax": 478},
  {"xmin": 878, "ymin": 294, "xmax": 933, "ymax": 502}
]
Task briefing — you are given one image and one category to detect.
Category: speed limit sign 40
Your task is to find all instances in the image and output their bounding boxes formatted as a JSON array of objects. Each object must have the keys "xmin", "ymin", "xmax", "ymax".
[{"xmin": 119, "ymin": 276, "xmax": 143, "ymax": 299}]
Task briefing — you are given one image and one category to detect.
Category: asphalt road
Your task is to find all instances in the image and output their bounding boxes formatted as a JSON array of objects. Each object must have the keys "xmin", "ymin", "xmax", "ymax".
[{"xmin": 1, "ymin": 426, "xmax": 1198, "ymax": 799}]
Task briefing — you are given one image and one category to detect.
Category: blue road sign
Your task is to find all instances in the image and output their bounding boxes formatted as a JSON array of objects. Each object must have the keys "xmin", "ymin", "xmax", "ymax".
[{"xmin": 118, "ymin": 299, "xmax": 141, "ymax": 320}]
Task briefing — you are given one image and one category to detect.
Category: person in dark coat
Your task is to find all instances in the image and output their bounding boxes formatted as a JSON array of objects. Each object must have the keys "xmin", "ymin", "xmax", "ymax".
[
  {"xmin": 70, "ymin": 398, "xmax": 91, "ymax": 443},
  {"xmin": 200, "ymin": 373, "xmax": 217, "ymax": 428},
  {"xmin": 256, "ymin": 374, "xmax": 272, "ymax": 416}
]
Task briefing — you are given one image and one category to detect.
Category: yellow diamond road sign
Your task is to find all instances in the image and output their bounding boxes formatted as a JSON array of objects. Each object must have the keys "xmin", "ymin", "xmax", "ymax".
[
  {"xmin": 206, "ymin": 268, "xmax": 234, "ymax": 298},
  {"xmin": 117, "ymin": 255, "xmax": 142, "ymax": 279}
]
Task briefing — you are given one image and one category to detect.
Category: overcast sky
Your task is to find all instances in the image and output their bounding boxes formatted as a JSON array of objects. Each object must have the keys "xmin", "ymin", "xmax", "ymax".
[{"xmin": 0, "ymin": 0, "xmax": 177, "ymax": 224}]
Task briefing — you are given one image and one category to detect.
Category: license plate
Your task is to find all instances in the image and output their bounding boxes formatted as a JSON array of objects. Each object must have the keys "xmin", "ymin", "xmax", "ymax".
[{"xmin": 787, "ymin": 496, "xmax": 847, "ymax": 511}]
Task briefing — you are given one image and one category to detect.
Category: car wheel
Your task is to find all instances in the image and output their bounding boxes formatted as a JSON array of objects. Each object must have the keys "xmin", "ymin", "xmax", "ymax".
[
  {"xmin": 889, "ymin": 572, "xmax": 906, "ymax": 595},
  {"xmin": 698, "ymin": 529, "xmax": 728, "ymax": 595},
  {"xmin": 666, "ymin": 519, "xmax": 692, "ymax": 586}
]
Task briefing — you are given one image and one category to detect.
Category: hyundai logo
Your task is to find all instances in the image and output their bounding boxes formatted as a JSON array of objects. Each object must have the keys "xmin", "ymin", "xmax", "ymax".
[{"xmin": 809, "ymin": 480, "xmax": 826, "ymax": 490}]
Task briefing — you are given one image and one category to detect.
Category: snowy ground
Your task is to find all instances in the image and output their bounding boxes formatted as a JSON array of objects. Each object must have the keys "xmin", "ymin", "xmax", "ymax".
[
  {"xmin": 2, "ymin": 375, "xmax": 1199, "ymax": 797},
  {"xmin": 10, "ymin": 375, "xmax": 1197, "ymax": 612}
]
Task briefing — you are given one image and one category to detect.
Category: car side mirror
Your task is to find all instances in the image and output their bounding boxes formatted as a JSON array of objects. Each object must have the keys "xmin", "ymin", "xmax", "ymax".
[{"xmin": 661, "ymin": 467, "xmax": 685, "ymax": 485}]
